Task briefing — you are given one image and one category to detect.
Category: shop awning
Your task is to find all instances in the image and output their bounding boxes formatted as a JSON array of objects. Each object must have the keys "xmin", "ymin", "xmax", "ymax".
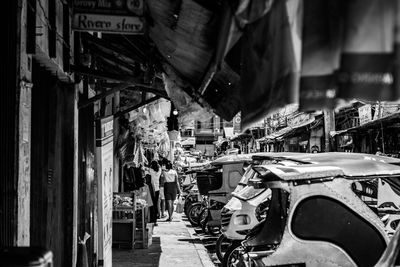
[
  {"xmin": 336, "ymin": 111, "xmax": 400, "ymax": 134},
  {"xmin": 230, "ymin": 133, "xmax": 253, "ymax": 142},
  {"xmin": 259, "ymin": 116, "xmax": 318, "ymax": 143}
]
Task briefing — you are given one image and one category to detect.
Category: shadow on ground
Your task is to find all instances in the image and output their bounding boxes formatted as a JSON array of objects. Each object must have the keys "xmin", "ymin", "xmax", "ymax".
[{"xmin": 113, "ymin": 237, "xmax": 161, "ymax": 267}]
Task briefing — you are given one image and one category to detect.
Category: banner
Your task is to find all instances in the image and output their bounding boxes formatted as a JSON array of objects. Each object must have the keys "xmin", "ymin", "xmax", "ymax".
[
  {"xmin": 358, "ymin": 105, "xmax": 372, "ymax": 125},
  {"xmin": 96, "ymin": 116, "xmax": 114, "ymax": 267}
]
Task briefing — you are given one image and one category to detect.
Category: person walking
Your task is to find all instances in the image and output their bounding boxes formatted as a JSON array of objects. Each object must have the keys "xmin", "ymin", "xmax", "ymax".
[
  {"xmin": 163, "ymin": 161, "xmax": 181, "ymax": 221},
  {"xmin": 149, "ymin": 160, "xmax": 161, "ymax": 225},
  {"xmin": 158, "ymin": 165, "xmax": 166, "ymax": 219}
]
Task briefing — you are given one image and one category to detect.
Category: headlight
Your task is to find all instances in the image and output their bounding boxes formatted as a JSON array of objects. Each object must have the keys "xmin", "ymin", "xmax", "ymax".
[{"xmin": 234, "ymin": 215, "xmax": 251, "ymax": 225}]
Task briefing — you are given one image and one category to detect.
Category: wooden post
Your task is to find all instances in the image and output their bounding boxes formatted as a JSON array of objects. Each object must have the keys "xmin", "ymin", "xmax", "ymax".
[
  {"xmin": 17, "ymin": 0, "xmax": 33, "ymax": 246},
  {"xmin": 323, "ymin": 109, "xmax": 335, "ymax": 152}
]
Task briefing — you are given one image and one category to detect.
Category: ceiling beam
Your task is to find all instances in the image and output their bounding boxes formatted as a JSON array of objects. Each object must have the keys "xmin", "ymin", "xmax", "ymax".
[
  {"xmin": 88, "ymin": 44, "xmax": 137, "ymax": 74},
  {"xmin": 83, "ymin": 32, "xmax": 146, "ymax": 64},
  {"xmin": 79, "ymin": 83, "xmax": 130, "ymax": 109},
  {"xmin": 114, "ymin": 96, "xmax": 161, "ymax": 118},
  {"xmin": 78, "ymin": 84, "xmax": 169, "ymax": 109},
  {"xmin": 72, "ymin": 65, "xmax": 144, "ymax": 85},
  {"xmin": 72, "ymin": 64, "xmax": 167, "ymax": 93}
]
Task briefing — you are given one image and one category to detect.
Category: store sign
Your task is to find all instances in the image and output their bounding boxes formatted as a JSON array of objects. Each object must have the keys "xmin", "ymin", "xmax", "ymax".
[
  {"xmin": 287, "ymin": 113, "xmax": 311, "ymax": 127},
  {"xmin": 96, "ymin": 116, "xmax": 113, "ymax": 267},
  {"xmin": 233, "ymin": 113, "xmax": 241, "ymax": 133},
  {"xmin": 73, "ymin": 0, "xmax": 145, "ymax": 34},
  {"xmin": 358, "ymin": 105, "xmax": 372, "ymax": 125},
  {"xmin": 278, "ymin": 117, "xmax": 287, "ymax": 128},
  {"xmin": 181, "ymin": 137, "xmax": 196, "ymax": 147}
]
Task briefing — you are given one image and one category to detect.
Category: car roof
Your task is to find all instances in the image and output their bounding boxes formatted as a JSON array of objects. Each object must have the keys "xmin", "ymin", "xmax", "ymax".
[
  {"xmin": 256, "ymin": 160, "xmax": 400, "ymax": 181},
  {"xmin": 211, "ymin": 154, "xmax": 254, "ymax": 166},
  {"xmin": 289, "ymin": 152, "xmax": 400, "ymax": 165},
  {"xmin": 251, "ymin": 152, "xmax": 400, "ymax": 165}
]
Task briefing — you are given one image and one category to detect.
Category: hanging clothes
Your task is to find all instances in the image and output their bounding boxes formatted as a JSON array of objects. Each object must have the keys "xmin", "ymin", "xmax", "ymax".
[
  {"xmin": 299, "ymin": 0, "xmax": 345, "ymax": 111},
  {"xmin": 123, "ymin": 165, "xmax": 137, "ymax": 191},
  {"xmin": 337, "ymin": 0, "xmax": 398, "ymax": 101},
  {"xmin": 239, "ymin": 0, "xmax": 301, "ymax": 129}
]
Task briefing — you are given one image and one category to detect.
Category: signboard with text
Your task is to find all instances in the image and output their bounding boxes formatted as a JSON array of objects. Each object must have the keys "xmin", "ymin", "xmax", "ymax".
[
  {"xmin": 358, "ymin": 105, "xmax": 372, "ymax": 125},
  {"xmin": 73, "ymin": 0, "xmax": 144, "ymax": 34},
  {"xmin": 96, "ymin": 116, "xmax": 114, "ymax": 267}
]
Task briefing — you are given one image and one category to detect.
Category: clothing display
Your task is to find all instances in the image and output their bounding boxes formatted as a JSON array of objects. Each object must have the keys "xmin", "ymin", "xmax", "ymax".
[{"xmin": 123, "ymin": 165, "xmax": 145, "ymax": 192}]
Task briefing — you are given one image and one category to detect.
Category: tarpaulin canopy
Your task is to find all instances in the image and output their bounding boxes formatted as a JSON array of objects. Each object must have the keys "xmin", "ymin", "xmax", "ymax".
[
  {"xmin": 145, "ymin": 0, "xmax": 399, "ymax": 130},
  {"xmin": 77, "ymin": 0, "xmax": 400, "ymax": 132}
]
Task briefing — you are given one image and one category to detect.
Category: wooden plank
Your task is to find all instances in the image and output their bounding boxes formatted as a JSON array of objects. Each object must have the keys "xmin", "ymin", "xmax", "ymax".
[
  {"xmin": 71, "ymin": 65, "xmax": 158, "ymax": 90},
  {"xmin": 78, "ymin": 83, "xmax": 130, "ymax": 109},
  {"xmin": 78, "ymin": 84, "xmax": 168, "ymax": 109},
  {"xmin": 88, "ymin": 44, "xmax": 137, "ymax": 74},
  {"xmin": 83, "ymin": 33, "xmax": 146, "ymax": 64}
]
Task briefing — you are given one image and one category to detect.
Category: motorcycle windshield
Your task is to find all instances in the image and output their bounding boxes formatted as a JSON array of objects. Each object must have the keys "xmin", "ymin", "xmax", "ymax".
[
  {"xmin": 243, "ymin": 188, "xmax": 290, "ymax": 248},
  {"xmin": 233, "ymin": 185, "xmax": 266, "ymax": 201},
  {"xmin": 238, "ymin": 167, "xmax": 257, "ymax": 186}
]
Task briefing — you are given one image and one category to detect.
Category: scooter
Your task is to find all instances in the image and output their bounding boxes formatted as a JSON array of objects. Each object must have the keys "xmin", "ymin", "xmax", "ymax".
[{"xmin": 236, "ymin": 160, "xmax": 400, "ymax": 267}]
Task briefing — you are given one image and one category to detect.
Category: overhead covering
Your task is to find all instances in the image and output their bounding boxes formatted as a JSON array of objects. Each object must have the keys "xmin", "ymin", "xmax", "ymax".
[
  {"xmin": 76, "ymin": 0, "xmax": 400, "ymax": 132},
  {"xmin": 258, "ymin": 116, "xmax": 318, "ymax": 143},
  {"xmin": 144, "ymin": 0, "xmax": 399, "ymax": 130}
]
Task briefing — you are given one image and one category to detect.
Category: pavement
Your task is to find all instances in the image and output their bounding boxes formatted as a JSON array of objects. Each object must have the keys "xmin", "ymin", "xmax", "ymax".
[{"xmin": 112, "ymin": 212, "xmax": 216, "ymax": 267}]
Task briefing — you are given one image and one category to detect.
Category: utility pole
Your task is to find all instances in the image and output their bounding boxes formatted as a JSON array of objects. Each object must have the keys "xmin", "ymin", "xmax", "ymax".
[{"xmin": 323, "ymin": 109, "xmax": 335, "ymax": 152}]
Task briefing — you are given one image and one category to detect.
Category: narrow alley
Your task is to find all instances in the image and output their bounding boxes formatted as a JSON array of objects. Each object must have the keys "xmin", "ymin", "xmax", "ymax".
[{"xmin": 113, "ymin": 213, "xmax": 215, "ymax": 267}]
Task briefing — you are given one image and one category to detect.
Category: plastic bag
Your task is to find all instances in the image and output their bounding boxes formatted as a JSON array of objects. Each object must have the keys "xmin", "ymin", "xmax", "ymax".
[{"xmin": 175, "ymin": 196, "xmax": 184, "ymax": 213}]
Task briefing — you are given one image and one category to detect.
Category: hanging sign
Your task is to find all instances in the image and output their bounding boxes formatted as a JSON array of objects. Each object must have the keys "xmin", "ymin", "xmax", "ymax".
[
  {"xmin": 233, "ymin": 113, "xmax": 241, "ymax": 133},
  {"xmin": 358, "ymin": 104, "xmax": 372, "ymax": 125},
  {"xmin": 96, "ymin": 116, "xmax": 114, "ymax": 267},
  {"xmin": 73, "ymin": 0, "xmax": 145, "ymax": 34}
]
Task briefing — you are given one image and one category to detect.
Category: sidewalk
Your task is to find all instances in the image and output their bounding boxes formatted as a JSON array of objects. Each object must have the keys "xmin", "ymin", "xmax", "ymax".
[{"xmin": 112, "ymin": 212, "xmax": 216, "ymax": 267}]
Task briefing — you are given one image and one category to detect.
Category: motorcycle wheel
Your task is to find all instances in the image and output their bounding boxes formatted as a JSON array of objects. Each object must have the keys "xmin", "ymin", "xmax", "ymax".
[
  {"xmin": 187, "ymin": 202, "xmax": 203, "ymax": 226},
  {"xmin": 216, "ymin": 234, "xmax": 233, "ymax": 262},
  {"xmin": 222, "ymin": 242, "xmax": 250, "ymax": 267},
  {"xmin": 207, "ymin": 225, "xmax": 221, "ymax": 236},
  {"xmin": 197, "ymin": 207, "xmax": 208, "ymax": 227},
  {"xmin": 198, "ymin": 208, "xmax": 209, "ymax": 234},
  {"xmin": 184, "ymin": 196, "xmax": 195, "ymax": 216}
]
